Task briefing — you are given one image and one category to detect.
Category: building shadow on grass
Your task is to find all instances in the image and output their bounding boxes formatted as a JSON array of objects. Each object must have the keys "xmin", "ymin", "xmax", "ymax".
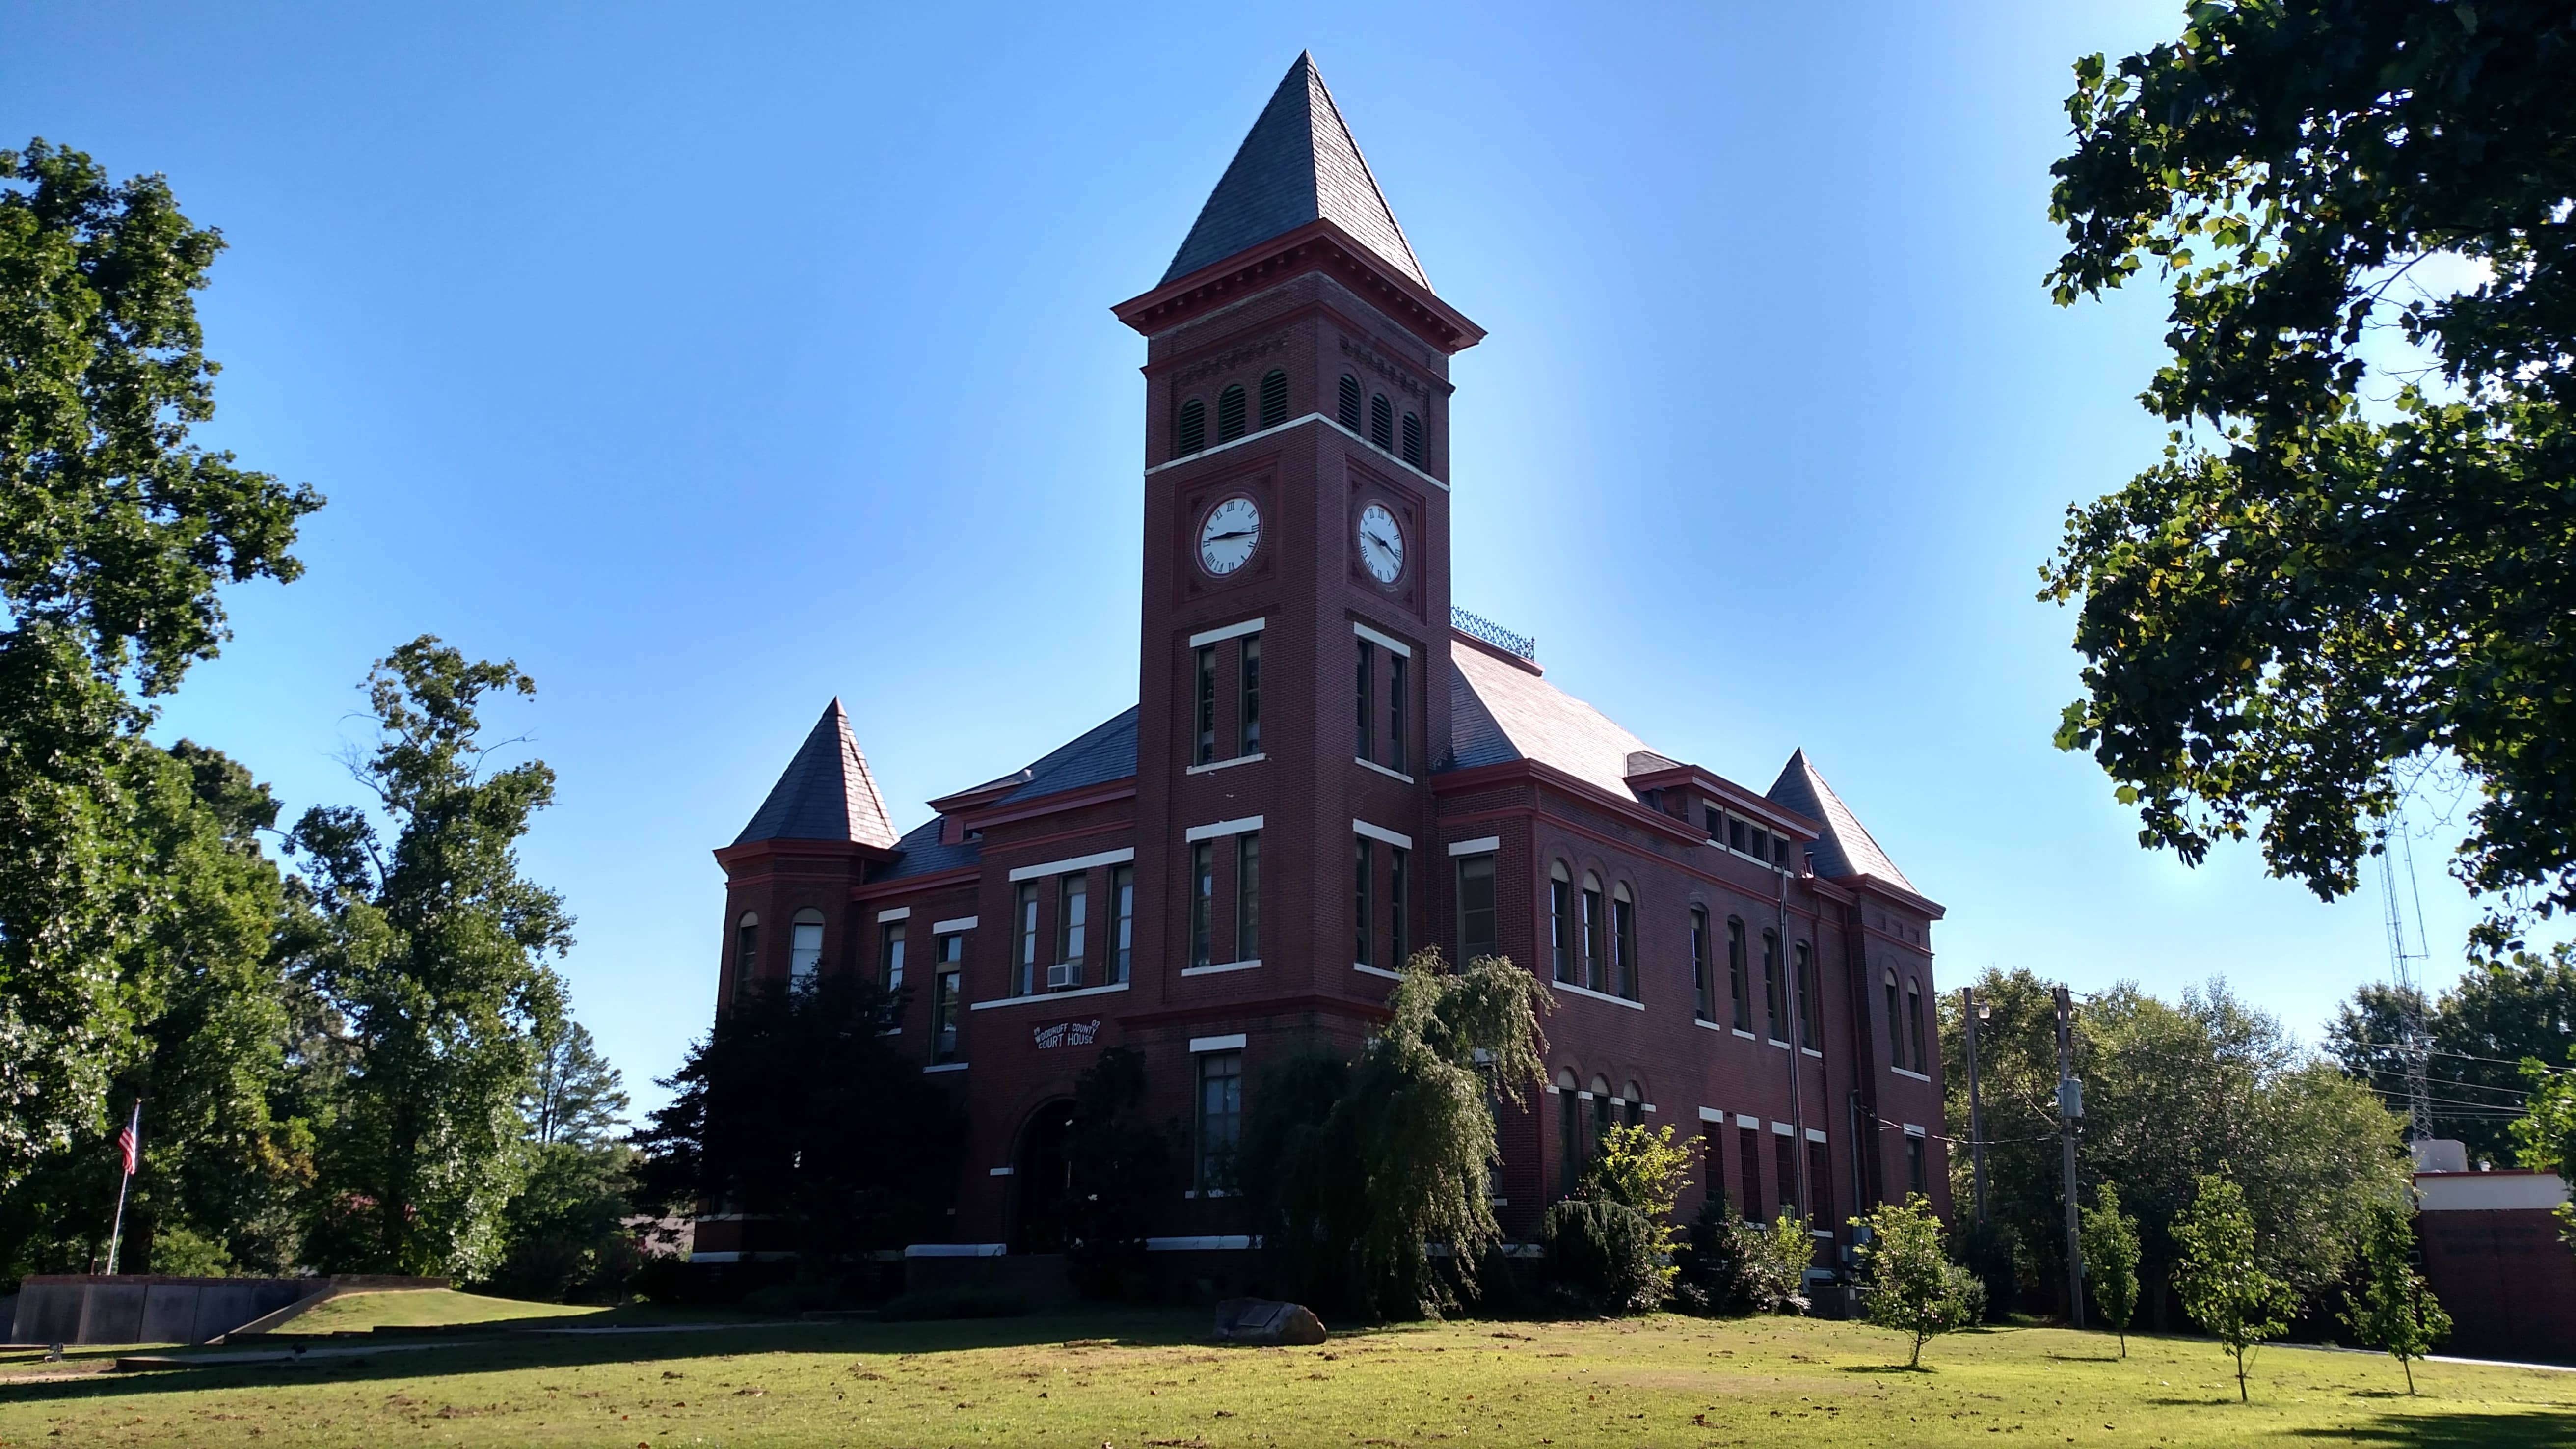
[
  {"xmin": 2288, "ymin": 1409, "xmax": 2576, "ymax": 1448},
  {"xmin": 0, "ymin": 1307, "xmax": 1216, "ymax": 1410}
]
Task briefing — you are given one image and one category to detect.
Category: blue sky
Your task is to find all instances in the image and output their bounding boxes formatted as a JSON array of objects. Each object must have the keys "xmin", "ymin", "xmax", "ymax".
[{"xmin": 8, "ymin": 2, "xmax": 2537, "ymax": 1114}]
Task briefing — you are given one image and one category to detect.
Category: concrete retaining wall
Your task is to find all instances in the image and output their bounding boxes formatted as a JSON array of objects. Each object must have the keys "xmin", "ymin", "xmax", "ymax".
[{"xmin": 10, "ymin": 1274, "xmax": 446, "ymax": 1346}]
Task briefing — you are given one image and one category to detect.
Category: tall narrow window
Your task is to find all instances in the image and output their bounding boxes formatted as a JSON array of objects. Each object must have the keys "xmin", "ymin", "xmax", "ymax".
[
  {"xmin": 1055, "ymin": 872, "xmax": 1088, "ymax": 987},
  {"xmin": 1216, "ymin": 382, "xmax": 1247, "ymax": 442},
  {"xmin": 1580, "ymin": 874, "xmax": 1606, "ymax": 993},
  {"xmin": 734, "ymin": 913, "xmax": 759, "ymax": 993},
  {"xmin": 931, "ymin": 934, "xmax": 963, "ymax": 1064},
  {"xmin": 1457, "ymin": 853, "xmax": 1497, "ymax": 963},
  {"xmin": 1197, "ymin": 1050, "xmax": 1242, "ymax": 1190},
  {"xmin": 1558, "ymin": 1075, "xmax": 1582, "ymax": 1197},
  {"xmin": 1110, "ymin": 864, "xmax": 1134, "ymax": 985},
  {"xmin": 1389, "ymin": 846, "xmax": 1408, "ymax": 966},
  {"xmin": 1386, "ymin": 651, "xmax": 1407, "ymax": 773},
  {"xmin": 1727, "ymin": 917, "xmax": 1750, "ymax": 1030},
  {"xmin": 1176, "ymin": 397, "xmax": 1205, "ymax": 455},
  {"xmin": 1885, "ymin": 970, "xmax": 1904, "ymax": 1070},
  {"xmin": 1369, "ymin": 393, "xmax": 1394, "ymax": 449},
  {"xmin": 1776, "ymin": 1132, "xmax": 1801, "ymax": 1224},
  {"xmin": 1189, "ymin": 842, "xmax": 1213, "ymax": 968},
  {"xmin": 1763, "ymin": 930, "xmax": 1785, "ymax": 1042},
  {"xmin": 1623, "ymin": 1082, "xmax": 1644, "ymax": 1128},
  {"xmin": 1739, "ymin": 1127, "xmax": 1765, "ymax": 1221},
  {"xmin": 879, "ymin": 920, "xmax": 906, "ymax": 992},
  {"xmin": 1016, "ymin": 883, "xmax": 1040, "ymax": 996},
  {"xmin": 1907, "ymin": 977, "xmax": 1927, "ymax": 1074},
  {"xmin": 1236, "ymin": 634, "xmax": 1261, "ymax": 755},
  {"xmin": 1551, "ymin": 864, "xmax": 1575, "ymax": 984},
  {"xmin": 1691, "ymin": 908, "xmax": 1713, "ymax": 1022},
  {"xmin": 1193, "ymin": 644, "xmax": 1216, "ymax": 765},
  {"xmin": 1807, "ymin": 1140, "xmax": 1833, "ymax": 1239},
  {"xmin": 1590, "ymin": 1077, "xmax": 1613, "ymax": 1154},
  {"xmin": 1353, "ymin": 836, "xmax": 1375, "ymax": 968},
  {"xmin": 1258, "ymin": 369, "xmax": 1288, "ymax": 429},
  {"xmin": 1729, "ymin": 817, "xmax": 1749, "ymax": 854},
  {"xmin": 1611, "ymin": 885, "xmax": 1637, "ymax": 1000},
  {"xmin": 1354, "ymin": 638, "xmax": 1374, "ymax": 762},
  {"xmin": 1234, "ymin": 832, "xmax": 1261, "ymax": 963},
  {"xmin": 1337, "ymin": 374, "xmax": 1363, "ymax": 430},
  {"xmin": 1795, "ymin": 941, "xmax": 1816, "ymax": 1048},
  {"xmin": 1905, "ymin": 1133, "xmax": 1927, "ymax": 1196},
  {"xmin": 1400, "ymin": 411, "xmax": 1422, "ymax": 465},
  {"xmin": 790, "ymin": 908, "xmax": 825, "ymax": 988},
  {"xmin": 1704, "ymin": 1124, "xmax": 1727, "ymax": 1214}
]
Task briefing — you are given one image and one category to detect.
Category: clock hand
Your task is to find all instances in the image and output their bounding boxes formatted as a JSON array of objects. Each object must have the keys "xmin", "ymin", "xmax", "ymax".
[{"xmin": 1208, "ymin": 530, "xmax": 1255, "ymax": 542}]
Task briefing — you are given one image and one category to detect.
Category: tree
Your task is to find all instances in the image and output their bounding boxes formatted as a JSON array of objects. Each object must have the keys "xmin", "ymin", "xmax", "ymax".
[
  {"xmin": 289, "ymin": 639, "xmax": 572, "ymax": 1277},
  {"xmin": 2080, "ymin": 1182, "xmax": 2143, "ymax": 1356},
  {"xmin": 2346, "ymin": 1199, "xmax": 2451, "ymax": 1394},
  {"xmin": 0, "ymin": 137, "xmax": 321, "ymax": 1194},
  {"xmin": 525, "ymin": 1019, "xmax": 628, "ymax": 1150},
  {"xmin": 1057, "ymin": 1046, "xmax": 1177, "ymax": 1299},
  {"xmin": 2329, "ymin": 945, "xmax": 2576, "ymax": 1161},
  {"xmin": 484, "ymin": 1011, "xmax": 635, "ymax": 1302},
  {"xmin": 632, "ymin": 974, "xmax": 961, "ymax": 1278},
  {"xmin": 2510, "ymin": 1046, "xmax": 2576, "ymax": 1256},
  {"xmin": 1240, "ymin": 948, "xmax": 1547, "ymax": 1318},
  {"xmin": 1852, "ymin": 1194, "xmax": 1972, "ymax": 1368},
  {"xmin": 1587, "ymin": 1123, "xmax": 1696, "ymax": 1261},
  {"xmin": 2173, "ymin": 1174, "xmax": 2299, "ymax": 1402},
  {"xmin": 2041, "ymin": 1, "xmax": 2576, "ymax": 960}
]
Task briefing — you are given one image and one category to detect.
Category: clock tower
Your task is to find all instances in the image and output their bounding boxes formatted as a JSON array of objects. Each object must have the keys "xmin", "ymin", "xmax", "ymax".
[{"xmin": 1113, "ymin": 54, "xmax": 1484, "ymax": 1037}]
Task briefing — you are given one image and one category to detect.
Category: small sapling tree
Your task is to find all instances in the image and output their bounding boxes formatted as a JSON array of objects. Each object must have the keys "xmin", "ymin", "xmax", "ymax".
[
  {"xmin": 2346, "ymin": 1199, "xmax": 2450, "ymax": 1394},
  {"xmin": 2173, "ymin": 1173, "xmax": 2298, "ymax": 1402},
  {"xmin": 1852, "ymin": 1193, "xmax": 1971, "ymax": 1368},
  {"xmin": 2080, "ymin": 1182, "xmax": 2142, "ymax": 1356}
]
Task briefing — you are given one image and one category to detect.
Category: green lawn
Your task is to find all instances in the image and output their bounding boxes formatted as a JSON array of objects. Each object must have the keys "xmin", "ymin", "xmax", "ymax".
[
  {"xmin": 274, "ymin": 1288, "xmax": 603, "ymax": 1334},
  {"xmin": 0, "ymin": 1309, "xmax": 2568, "ymax": 1447}
]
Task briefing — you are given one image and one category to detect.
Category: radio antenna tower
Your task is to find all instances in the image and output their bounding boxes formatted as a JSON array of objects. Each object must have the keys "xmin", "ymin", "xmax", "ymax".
[{"xmin": 2377, "ymin": 815, "xmax": 2435, "ymax": 1143}]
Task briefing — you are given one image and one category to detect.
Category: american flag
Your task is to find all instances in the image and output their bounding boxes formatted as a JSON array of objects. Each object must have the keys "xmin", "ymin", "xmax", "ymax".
[{"xmin": 115, "ymin": 1103, "xmax": 139, "ymax": 1177}]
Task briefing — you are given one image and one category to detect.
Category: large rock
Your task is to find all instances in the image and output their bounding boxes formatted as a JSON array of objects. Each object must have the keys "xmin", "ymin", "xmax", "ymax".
[{"xmin": 1213, "ymin": 1297, "xmax": 1327, "ymax": 1346}]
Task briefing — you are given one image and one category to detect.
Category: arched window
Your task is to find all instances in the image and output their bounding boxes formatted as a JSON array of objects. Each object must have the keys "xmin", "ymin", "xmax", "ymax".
[
  {"xmin": 1623, "ymin": 1080, "xmax": 1645, "ymax": 1128},
  {"xmin": 1217, "ymin": 382, "xmax": 1247, "ymax": 442},
  {"xmin": 789, "ymin": 907, "xmax": 825, "ymax": 987},
  {"xmin": 1176, "ymin": 397, "xmax": 1206, "ymax": 455},
  {"xmin": 1400, "ymin": 411, "xmax": 1423, "ymax": 465},
  {"xmin": 1907, "ymin": 977, "xmax": 1927, "ymax": 1074},
  {"xmin": 1884, "ymin": 968, "xmax": 1904, "ymax": 1070},
  {"xmin": 1557, "ymin": 1068, "xmax": 1582, "ymax": 1196},
  {"xmin": 1611, "ymin": 883, "xmax": 1638, "ymax": 1000},
  {"xmin": 1369, "ymin": 393, "xmax": 1394, "ymax": 449},
  {"xmin": 1337, "ymin": 374, "xmax": 1363, "ymax": 430},
  {"xmin": 1762, "ymin": 929, "xmax": 1785, "ymax": 1042},
  {"xmin": 734, "ymin": 912, "xmax": 759, "ymax": 993},
  {"xmin": 1589, "ymin": 1074, "xmax": 1614, "ymax": 1153},
  {"xmin": 1550, "ymin": 861, "xmax": 1575, "ymax": 984},
  {"xmin": 1258, "ymin": 369, "xmax": 1288, "ymax": 429},
  {"xmin": 1580, "ymin": 872, "xmax": 1606, "ymax": 993}
]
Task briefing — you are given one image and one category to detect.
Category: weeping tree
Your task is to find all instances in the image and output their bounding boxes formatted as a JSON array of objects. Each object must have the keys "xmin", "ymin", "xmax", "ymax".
[{"xmin": 1241, "ymin": 948, "xmax": 1547, "ymax": 1319}]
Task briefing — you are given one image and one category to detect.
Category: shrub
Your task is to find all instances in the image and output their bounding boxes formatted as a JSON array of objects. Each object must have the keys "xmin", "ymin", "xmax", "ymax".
[
  {"xmin": 1953, "ymin": 1217, "xmax": 2021, "ymax": 1322},
  {"xmin": 1745, "ymin": 1210, "xmax": 1816, "ymax": 1315},
  {"xmin": 1542, "ymin": 1197, "xmax": 1665, "ymax": 1315},
  {"xmin": 876, "ymin": 1286, "xmax": 1027, "ymax": 1322}
]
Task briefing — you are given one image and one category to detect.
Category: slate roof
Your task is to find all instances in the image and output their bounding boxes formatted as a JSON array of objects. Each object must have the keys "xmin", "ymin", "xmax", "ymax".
[
  {"xmin": 868, "ymin": 706, "xmax": 1141, "ymax": 884},
  {"xmin": 734, "ymin": 699, "xmax": 901, "ymax": 849},
  {"xmin": 1446, "ymin": 642, "xmax": 1920, "ymax": 896},
  {"xmin": 1161, "ymin": 53, "xmax": 1428, "ymax": 289},
  {"xmin": 1765, "ymin": 749, "xmax": 1919, "ymax": 894}
]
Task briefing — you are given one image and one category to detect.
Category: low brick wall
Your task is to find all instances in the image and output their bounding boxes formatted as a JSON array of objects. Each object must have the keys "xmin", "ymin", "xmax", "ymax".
[
  {"xmin": 9, "ymin": 1274, "xmax": 446, "ymax": 1346},
  {"xmin": 2417, "ymin": 1209, "xmax": 2576, "ymax": 1364}
]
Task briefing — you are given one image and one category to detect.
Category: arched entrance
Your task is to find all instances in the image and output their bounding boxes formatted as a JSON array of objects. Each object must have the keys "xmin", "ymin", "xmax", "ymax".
[{"xmin": 1011, "ymin": 1100, "xmax": 1077, "ymax": 1253}]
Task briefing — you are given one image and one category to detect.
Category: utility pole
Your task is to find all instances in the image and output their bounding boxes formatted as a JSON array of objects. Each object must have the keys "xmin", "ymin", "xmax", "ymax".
[
  {"xmin": 2053, "ymin": 985, "xmax": 2085, "ymax": 1330},
  {"xmin": 1962, "ymin": 986, "xmax": 1989, "ymax": 1225}
]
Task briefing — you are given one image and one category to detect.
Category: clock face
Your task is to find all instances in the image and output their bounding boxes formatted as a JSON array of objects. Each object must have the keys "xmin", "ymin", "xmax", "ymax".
[
  {"xmin": 1199, "ymin": 495, "xmax": 1261, "ymax": 577},
  {"xmin": 1357, "ymin": 503, "xmax": 1404, "ymax": 585}
]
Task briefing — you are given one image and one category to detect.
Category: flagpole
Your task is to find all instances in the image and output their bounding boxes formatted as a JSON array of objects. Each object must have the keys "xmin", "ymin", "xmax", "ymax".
[{"xmin": 105, "ymin": 1100, "xmax": 139, "ymax": 1276}]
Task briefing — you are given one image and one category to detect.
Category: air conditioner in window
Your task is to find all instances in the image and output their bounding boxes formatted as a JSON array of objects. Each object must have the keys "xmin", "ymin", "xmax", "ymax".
[{"xmin": 1046, "ymin": 963, "xmax": 1080, "ymax": 990}]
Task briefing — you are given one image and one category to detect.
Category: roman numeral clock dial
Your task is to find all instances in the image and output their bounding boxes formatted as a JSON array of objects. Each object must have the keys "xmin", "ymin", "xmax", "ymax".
[
  {"xmin": 1199, "ymin": 495, "xmax": 1260, "ymax": 576},
  {"xmin": 1358, "ymin": 503, "xmax": 1404, "ymax": 585}
]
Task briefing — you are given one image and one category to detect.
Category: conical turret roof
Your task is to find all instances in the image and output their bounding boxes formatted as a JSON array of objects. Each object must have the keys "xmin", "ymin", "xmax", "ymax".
[
  {"xmin": 733, "ymin": 698, "xmax": 900, "ymax": 849},
  {"xmin": 1765, "ymin": 749, "xmax": 1916, "ymax": 892},
  {"xmin": 1161, "ymin": 52, "xmax": 1426, "ymax": 288}
]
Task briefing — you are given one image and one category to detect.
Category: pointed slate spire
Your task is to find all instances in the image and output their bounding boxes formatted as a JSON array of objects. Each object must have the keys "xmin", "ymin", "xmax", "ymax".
[
  {"xmin": 1765, "ymin": 749, "xmax": 1917, "ymax": 893},
  {"xmin": 733, "ymin": 698, "xmax": 900, "ymax": 849},
  {"xmin": 1161, "ymin": 52, "xmax": 1428, "ymax": 289}
]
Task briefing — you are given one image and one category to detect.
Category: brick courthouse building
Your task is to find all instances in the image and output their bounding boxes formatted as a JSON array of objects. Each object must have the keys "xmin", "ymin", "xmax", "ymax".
[{"xmin": 698, "ymin": 56, "xmax": 1951, "ymax": 1281}]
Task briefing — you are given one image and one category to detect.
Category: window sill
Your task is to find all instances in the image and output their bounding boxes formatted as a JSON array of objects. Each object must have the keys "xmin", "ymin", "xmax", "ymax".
[
  {"xmin": 1353, "ymin": 961, "xmax": 1402, "ymax": 980},
  {"xmin": 1769, "ymin": 1037, "xmax": 1792, "ymax": 1050},
  {"xmin": 1693, "ymin": 1017, "xmax": 1729, "ymax": 1034},
  {"xmin": 879, "ymin": 1028, "xmax": 902, "ymax": 1036},
  {"xmin": 1182, "ymin": 1188, "xmax": 1237, "ymax": 1200},
  {"xmin": 1733, "ymin": 1028, "xmax": 1757, "ymax": 1040},
  {"xmin": 1551, "ymin": 981, "xmax": 1645, "ymax": 1012},
  {"xmin": 968, "ymin": 981, "xmax": 1131, "ymax": 1011},
  {"xmin": 1186, "ymin": 752, "xmax": 1266, "ymax": 776},
  {"xmin": 1890, "ymin": 1066, "xmax": 1932, "ymax": 1082},
  {"xmin": 1801, "ymin": 1046, "xmax": 1823, "ymax": 1058},
  {"xmin": 1181, "ymin": 959, "xmax": 1261, "ymax": 977},
  {"xmin": 925, "ymin": 1061, "xmax": 969, "ymax": 1073},
  {"xmin": 1355, "ymin": 757, "xmax": 1415, "ymax": 784}
]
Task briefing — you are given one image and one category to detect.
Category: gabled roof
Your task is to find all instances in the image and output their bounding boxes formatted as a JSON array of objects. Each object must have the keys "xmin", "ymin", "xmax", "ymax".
[
  {"xmin": 1161, "ymin": 52, "xmax": 1427, "ymax": 289},
  {"xmin": 869, "ymin": 707, "xmax": 1140, "ymax": 884},
  {"xmin": 1766, "ymin": 750, "xmax": 1917, "ymax": 893},
  {"xmin": 733, "ymin": 699, "xmax": 901, "ymax": 849},
  {"xmin": 1446, "ymin": 641, "xmax": 1652, "ymax": 799}
]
